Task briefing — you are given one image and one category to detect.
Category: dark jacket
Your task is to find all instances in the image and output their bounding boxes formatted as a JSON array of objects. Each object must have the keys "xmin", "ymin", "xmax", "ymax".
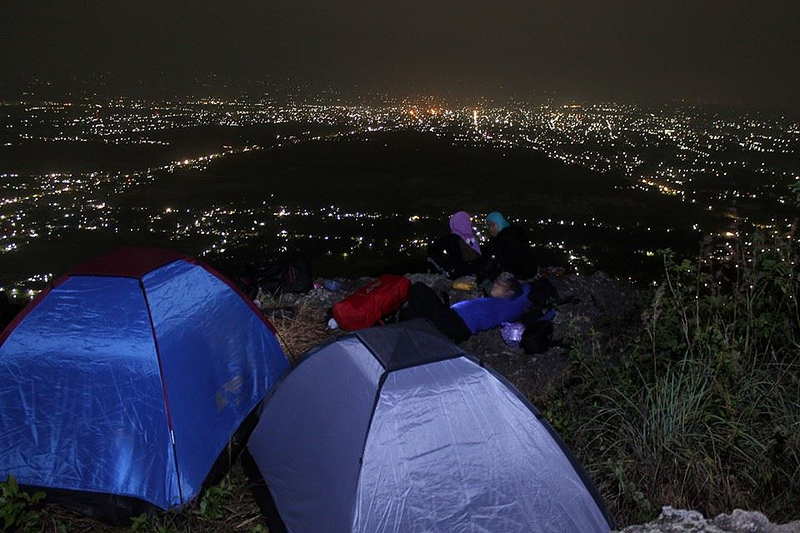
[
  {"xmin": 427, "ymin": 233, "xmax": 483, "ymax": 279},
  {"xmin": 483, "ymin": 226, "xmax": 537, "ymax": 280}
]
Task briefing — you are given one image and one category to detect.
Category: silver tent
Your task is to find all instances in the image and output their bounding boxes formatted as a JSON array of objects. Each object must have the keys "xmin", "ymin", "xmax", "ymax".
[{"xmin": 245, "ymin": 319, "xmax": 614, "ymax": 533}]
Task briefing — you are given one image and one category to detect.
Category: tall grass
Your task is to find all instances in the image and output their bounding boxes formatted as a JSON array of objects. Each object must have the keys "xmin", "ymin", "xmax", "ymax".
[{"xmin": 549, "ymin": 226, "xmax": 800, "ymax": 526}]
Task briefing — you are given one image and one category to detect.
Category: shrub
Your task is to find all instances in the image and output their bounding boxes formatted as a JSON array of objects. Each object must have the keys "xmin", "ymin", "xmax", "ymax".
[
  {"xmin": 0, "ymin": 476, "xmax": 45, "ymax": 533},
  {"xmin": 548, "ymin": 227, "xmax": 800, "ymax": 527}
]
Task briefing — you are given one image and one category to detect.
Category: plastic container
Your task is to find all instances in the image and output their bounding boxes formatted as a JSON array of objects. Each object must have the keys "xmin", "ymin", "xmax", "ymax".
[{"xmin": 500, "ymin": 322, "xmax": 526, "ymax": 348}]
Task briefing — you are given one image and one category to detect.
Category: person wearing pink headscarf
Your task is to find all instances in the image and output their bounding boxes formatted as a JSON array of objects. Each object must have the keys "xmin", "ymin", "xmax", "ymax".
[{"xmin": 427, "ymin": 211, "xmax": 484, "ymax": 279}]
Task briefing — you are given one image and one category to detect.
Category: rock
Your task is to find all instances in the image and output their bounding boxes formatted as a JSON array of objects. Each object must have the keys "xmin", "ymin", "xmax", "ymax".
[
  {"xmin": 713, "ymin": 510, "xmax": 800, "ymax": 533},
  {"xmin": 618, "ymin": 507, "xmax": 800, "ymax": 533}
]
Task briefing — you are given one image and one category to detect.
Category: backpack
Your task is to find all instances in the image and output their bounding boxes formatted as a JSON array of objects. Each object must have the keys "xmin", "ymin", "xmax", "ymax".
[
  {"xmin": 520, "ymin": 309, "xmax": 556, "ymax": 354},
  {"xmin": 504, "ymin": 277, "xmax": 558, "ymax": 354},
  {"xmin": 333, "ymin": 275, "xmax": 411, "ymax": 331},
  {"xmin": 527, "ymin": 277, "xmax": 558, "ymax": 315},
  {"xmin": 252, "ymin": 258, "xmax": 313, "ymax": 294}
]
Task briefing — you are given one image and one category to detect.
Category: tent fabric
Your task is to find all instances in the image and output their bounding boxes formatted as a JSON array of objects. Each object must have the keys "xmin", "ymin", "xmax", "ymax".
[
  {"xmin": 1, "ymin": 275, "xmax": 178, "ymax": 507},
  {"xmin": 248, "ymin": 337, "xmax": 384, "ymax": 533},
  {"xmin": 354, "ymin": 318, "xmax": 463, "ymax": 370},
  {"xmin": 0, "ymin": 248, "xmax": 289, "ymax": 515},
  {"xmin": 247, "ymin": 320, "xmax": 614, "ymax": 533},
  {"xmin": 355, "ymin": 356, "xmax": 608, "ymax": 532}
]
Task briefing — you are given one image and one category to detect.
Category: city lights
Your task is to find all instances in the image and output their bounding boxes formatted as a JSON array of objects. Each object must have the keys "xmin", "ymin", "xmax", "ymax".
[{"xmin": 0, "ymin": 97, "xmax": 797, "ymax": 296}]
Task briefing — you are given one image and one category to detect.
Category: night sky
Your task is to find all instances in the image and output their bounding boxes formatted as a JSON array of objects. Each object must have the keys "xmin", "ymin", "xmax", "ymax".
[{"xmin": 3, "ymin": 1, "xmax": 799, "ymax": 107}]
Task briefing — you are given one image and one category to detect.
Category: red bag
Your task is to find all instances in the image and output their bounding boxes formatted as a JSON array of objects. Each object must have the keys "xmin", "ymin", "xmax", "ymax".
[{"xmin": 333, "ymin": 275, "xmax": 411, "ymax": 331}]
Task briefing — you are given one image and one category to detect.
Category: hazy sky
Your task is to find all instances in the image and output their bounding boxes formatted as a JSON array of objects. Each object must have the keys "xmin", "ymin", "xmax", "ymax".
[{"xmin": 3, "ymin": 1, "xmax": 799, "ymax": 106}]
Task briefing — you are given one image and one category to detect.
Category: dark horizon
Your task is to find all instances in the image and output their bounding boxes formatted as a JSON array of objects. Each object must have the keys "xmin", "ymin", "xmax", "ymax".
[
  {"xmin": 2, "ymin": 1, "xmax": 799, "ymax": 109},
  {"xmin": 5, "ymin": 74, "xmax": 800, "ymax": 117}
]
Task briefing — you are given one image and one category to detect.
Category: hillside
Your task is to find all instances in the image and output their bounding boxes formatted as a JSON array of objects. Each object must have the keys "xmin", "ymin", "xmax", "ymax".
[{"xmin": 1, "ymin": 263, "xmax": 798, "ymax": 531}]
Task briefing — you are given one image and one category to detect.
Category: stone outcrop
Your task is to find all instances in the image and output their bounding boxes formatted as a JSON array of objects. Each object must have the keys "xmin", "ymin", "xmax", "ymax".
[{"xmin": 619, "ymin": 507, "xmax": 800, "ymax": 533}]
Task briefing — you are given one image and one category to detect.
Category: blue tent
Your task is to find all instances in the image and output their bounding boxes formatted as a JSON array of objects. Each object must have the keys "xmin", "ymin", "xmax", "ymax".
[
  {"xmin": 0, "ymin": 248, "xmax": 289, "ymax": 519},
  {"xmin": 245, "ymin": 319, "xmax": 615, "ymax": 533}
]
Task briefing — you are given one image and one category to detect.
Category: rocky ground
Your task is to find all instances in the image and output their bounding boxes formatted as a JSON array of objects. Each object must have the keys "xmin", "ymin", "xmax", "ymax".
[{"xmin": 263, "ymin": 270, "xmax": 647, "ymax": 403}]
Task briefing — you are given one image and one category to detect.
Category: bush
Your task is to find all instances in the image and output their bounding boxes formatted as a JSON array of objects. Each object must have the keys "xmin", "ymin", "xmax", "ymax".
[
  {"xmin": 548, "ymin": 227, "xmax": 800, "ymax": 527},
  {"xmin": 0, "ymin": 476, "xmax": 45, "ymax": 532}
]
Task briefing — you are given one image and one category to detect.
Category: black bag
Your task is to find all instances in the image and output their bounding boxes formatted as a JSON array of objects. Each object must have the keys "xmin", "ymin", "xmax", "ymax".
[
  {"xmin": 527, "ymin": 278, "xmax": 558, "ymax": 315},
  {"xmin": 520, "ymin": 319, "xmax": 553, "ymax": 354},
  {"xmin": 520, "ymin": 280, "xmax": 558, "ymax": 355}
]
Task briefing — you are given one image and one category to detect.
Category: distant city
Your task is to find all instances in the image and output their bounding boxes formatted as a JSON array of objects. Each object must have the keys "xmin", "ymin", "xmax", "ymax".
[{"xmin": 1, "ymin": 93, "xmax": 798, "ymax": 298}]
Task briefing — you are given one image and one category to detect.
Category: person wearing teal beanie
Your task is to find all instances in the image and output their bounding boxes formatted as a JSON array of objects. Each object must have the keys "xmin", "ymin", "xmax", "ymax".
[{"xmin": 482, "ymin": 211, "xmax": 537, "ymax": 280}]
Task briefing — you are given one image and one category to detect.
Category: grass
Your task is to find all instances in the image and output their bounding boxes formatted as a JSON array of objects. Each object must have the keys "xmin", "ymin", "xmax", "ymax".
[
  {"xmin": 4, "ymin": 463, "xmax": 265, "ymax": 533},
  {"xmin": 548, "ymin": 229, "xmax": 800, "ymax": 527},
  {"xmin": 268, "ymin": 303, "xmax": 339, "ymax": 362}
]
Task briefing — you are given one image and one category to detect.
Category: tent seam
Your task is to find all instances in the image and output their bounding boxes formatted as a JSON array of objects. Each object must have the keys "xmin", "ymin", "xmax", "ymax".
[{"xmin": 139, "ymin": 278, "xmax": 185, "ymax": 506}]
